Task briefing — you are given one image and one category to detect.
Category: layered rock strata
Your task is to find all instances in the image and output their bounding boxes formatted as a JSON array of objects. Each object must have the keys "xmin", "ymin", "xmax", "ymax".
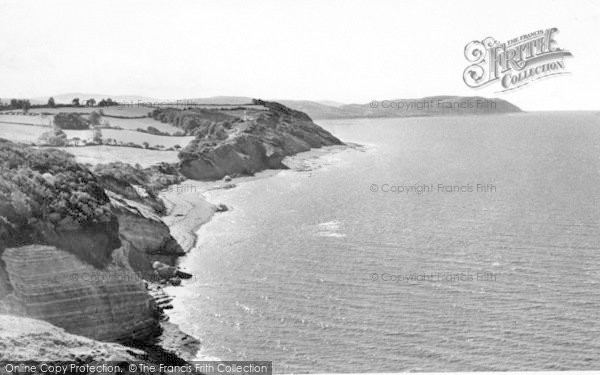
[{"xmin": 2, "ymin": 245, "xmax": 160, "ymax": 342}]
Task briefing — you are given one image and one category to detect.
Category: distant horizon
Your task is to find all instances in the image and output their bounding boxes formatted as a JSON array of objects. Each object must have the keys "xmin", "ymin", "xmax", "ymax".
[
  {"xmin": 3, "ymin": 92, "xmax": 600, "ymax": 112},
  {"xmin": 0, "ymin": 92, "xmax": 539, "ymax": 110}
]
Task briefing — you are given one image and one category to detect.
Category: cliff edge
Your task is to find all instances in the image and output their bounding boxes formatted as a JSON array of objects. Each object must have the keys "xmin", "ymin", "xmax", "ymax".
[
  {"xmin": 0, "ymin": 140, "xmax": 161, "ymax": 343},
  {"xmin": 151, "ymin": 100, "xmax": 343, "ymax": 180}
]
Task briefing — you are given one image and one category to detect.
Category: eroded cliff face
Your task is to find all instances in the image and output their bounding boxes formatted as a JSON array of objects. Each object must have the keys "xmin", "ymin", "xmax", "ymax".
[
  {"xmin": 0, "ymin": 141, "xmax": 175, "ymax": 344},
  {"xmin": 176, "ymin": 101, "xmax": 343, "ymax": 180},
  {"xmin": 109, "ymin": 191, "xmax": 184, "ymax": 272},
  {"xmin": 1, "ymin": 245, "xmax": 160, "ymax": 342},
  {"xmin": 0, "ymin": 101, "xmax": 341, "ymax": 356}
]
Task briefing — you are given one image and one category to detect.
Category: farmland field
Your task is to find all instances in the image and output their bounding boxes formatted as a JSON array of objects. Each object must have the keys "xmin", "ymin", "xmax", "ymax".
[
  {"xmin": 104, "ymin": 117, "xmax": 182, "ymax": 134},
  {"xmin": 0, "ymin": 119, "xmax": 194, "ymax": 148},
  {"xmin": 0, "ymin": 114, "xmax": 53, "ymax": 126},
  {"xmin": 0, "ymin": 123, "xmax": 48, "ymax": 143},
  {"xmin": 101, "ymin": 129, "xmax": 194, "ymax": 148},
  {"xmin": 27, "ymin": 107, "xmax": 92, "ymax": 114},
  {"xmin": 101, "ymin": 106, "xmax": 153, "ymax": 117},
  {"xmin": 0, "ymin": 124, "xmax": 94, "ymax": 143},
  {"xmin": 63, "ymin": 129, "xmax": 93, "ymax": 141},
  {"xmin": 27, "ymin": 106, "xmax": 152, "ymax": 118},
  {"xmin": 58, "ymin": 146, "xmax": 180, "ymax": 167}
]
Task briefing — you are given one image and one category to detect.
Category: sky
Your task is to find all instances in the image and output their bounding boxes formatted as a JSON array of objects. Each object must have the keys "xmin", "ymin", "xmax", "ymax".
[{"xmin": 0, "ymin": 0, "xmax": 598, "ymax": 110}]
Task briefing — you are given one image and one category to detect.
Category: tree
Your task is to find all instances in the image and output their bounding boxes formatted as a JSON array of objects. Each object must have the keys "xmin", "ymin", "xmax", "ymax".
[
  {"xmin": 53, "ymin": 113, "xmax": 90, "ymax": 130},
  {"xmin": 9, "ymin": 99, "xmax": 31, "ymax": 111},
  {"xmin": 22, "ymin": 100, "xmax": 30, "ymax": 114},
  {"xmin": 146, "ymin": 126, "xmax": 162, "ymax": 135},
  {"xmin": 142, "ymin": 142, "xmax": 149, "ymax": 149},
  {"xmin": 72, "ymin": 98, "xmax": 80, "ymax": 106},
  {"xmin": 88, "ymin": 111, "xmax": 102, "ymax": 126},
  {"xmin": 92, "ymin": 127, "xmax": 103, "ymax": 144},
  {"xmin": 48, "ymin": 97, "xmax": 56, "ymax": 108},
  {"xmin": 86, "ymin": 98, "xmax": 96, "ymax": 107},
  {"xmin": 38, "ymin": 129, "xmax": 67, "ymax": 146}
]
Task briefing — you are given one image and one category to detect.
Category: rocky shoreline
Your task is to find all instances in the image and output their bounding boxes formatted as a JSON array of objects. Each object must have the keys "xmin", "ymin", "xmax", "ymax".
[{"xmin": 0, "ymin": 100, "xmax": 343, "ymax": 365}]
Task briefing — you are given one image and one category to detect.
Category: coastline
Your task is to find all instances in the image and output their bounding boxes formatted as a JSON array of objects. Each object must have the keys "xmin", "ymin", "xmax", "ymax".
[
  {"xmin": 0, "ymin": 99, "xmax": 346, "ymax": 365},
  {"xmin": 159, "ymin": 169, "xmax": 281, "ymax": 254},
  {"xmin": 160, "ymin": 144, "xmax": 353, "ymax": 254},
  {"xmin": 160, "ymin": 181, "xmax": 216, "ymax": 254},
  {"xmin": 155, "ymin": 144, "xmax": 352, "ymax": 359}
]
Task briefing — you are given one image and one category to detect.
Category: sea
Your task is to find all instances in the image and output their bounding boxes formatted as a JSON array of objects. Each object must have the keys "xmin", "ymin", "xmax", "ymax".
[{"xmin": 166, "ymin": 112, "xmax": 600, "ymax": 373}]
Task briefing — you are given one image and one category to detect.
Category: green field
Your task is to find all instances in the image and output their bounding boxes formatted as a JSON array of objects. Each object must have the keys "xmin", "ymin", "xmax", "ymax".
[
  {"xmin": 0, "ymin": 122, "xmax": 193, "ymax": 150},
  {"xmin": 27, "ymin": 105, "xmax": 149, "ymax": 118},
  {"xmin": 101, "ymin": 106, "xmax": 153, "ymax": 117},
  {"xmin": 27, "ymin": 107, "xmax": 92, "ymax": 114},
  {"xmin": 58, "ymin": 146, "xmax": 180, "ymax": 167},
  {"xmin": 0, "ymin": 124, "xmax": 94, "ymax": 145},
  {"xmin": 0, "ymin": 114, "xmax": 53, "ymax": 126},
  {"xmin": 102, "ymin": 129, "xmax": 194, "ymax": 148},
  {"xmin": 0, "ymin": 105, "xmax": 223, "ymax": 166},
  {"xmin": 103, "ymin": 117, "xmax": 182, "ymax": 134},
  {"xmin": 0, "ymin": 123, "xmax": 48, "ymax": 143}
]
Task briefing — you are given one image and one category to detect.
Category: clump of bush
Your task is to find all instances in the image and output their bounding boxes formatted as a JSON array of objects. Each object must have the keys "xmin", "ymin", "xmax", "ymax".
[
  {"xmin": 0, "ymin": 140, "xmax": 118, "ymax": 266},
  {"xmin": 136, "ymin": 126, "xmax": 171, "ymax": 136},
  {"xmin": 88, "ymin": 111, "xmax": 102, "ymax": 126},
  {"xmin": 93, "ymin": 161, "xmax": 184, "ymax": 213},
  {"xmin": 38, "ymin": 129, "xmax": 67, "ymax": 147},
  {"xmin": 53, "ymin": 112, "xmax": 90, "ymax": 130},
  {"xmin": 149, "ymin": 108, "xmax": 238, "ymax": 137}
]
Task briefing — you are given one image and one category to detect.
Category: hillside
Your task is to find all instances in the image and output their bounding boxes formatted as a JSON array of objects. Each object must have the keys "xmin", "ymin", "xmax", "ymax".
[
  {"xmin": 30, "ymin": 94, "xmax": 522, "ymax": 120},
  {"xmin": 151, "ymin": 100, "xmax": 344, "ymax": 180},
  {"xmin": 0, "ymin": 100, "xmax": 343, "ymax": 361},
  {"xmin": 173, "ymin": 96, "xmax": 522, "ymax": 119},
  {"xmin": 278, "ymin": 96, "xmax": 522, "ymax": 119}
]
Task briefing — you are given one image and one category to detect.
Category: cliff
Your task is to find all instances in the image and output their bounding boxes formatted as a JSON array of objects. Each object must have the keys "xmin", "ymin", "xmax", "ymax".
[
  {"xmin": 0, "ymin": 139, "xmax": 119, "ymax": 267},
  {"xmin": 93, "ymin": 162, "xmax": 185, "ymax": 215},
  {"xmin": 1, "ymin": 245, "xmax": 160, "ymax": 342},
  {"xmin": 109, "ymin": 191, "xmax": 185, "ymax": 273},
  {"xmin": 171, "ymin": 100, "xmax": 343, "ymax": 180},
  {"xmin": 0, "ymin": 140, "xmax": 162, "ymax": 345},
  {"xmin": 0, "ymin": 100, "xmax": 342, "ymax": 359}
]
